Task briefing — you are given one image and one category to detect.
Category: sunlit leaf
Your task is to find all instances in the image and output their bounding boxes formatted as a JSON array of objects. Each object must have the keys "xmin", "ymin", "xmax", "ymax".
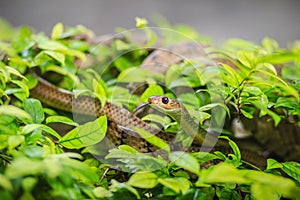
[
  {"xmin": 22, "ymin": 124, "xmax": 61, "ymax": 139},
  {"xmin": 170, "ymin": 151, "xmax": 200, "ymax": 175},
  {"xmin": 8, "ymin": 135, "xmax": 25, "ymax": 151},
  {"xmin": 117, "ymin": 67, "xmax": 154, "ymax": 83},
  {"xmin": 237, "ymin": 50, "xmax": 255, "ymax": 68},
  {"xmin": 128, "ymin": 171, "xmax": 158, "ymax": 188},
  {"xmin": 38, "ymin": 40, "xmax": 68, "ymax": 51},
  {"xmin": 0, "ymin": 105, "xmax": 32, "ymax": 124},
  {"xmin": 134, "ymin": 127, "xmax": 170, "ymax": 152},
  {"xmin": 140, "ymin": 84, "xmax": 164, "ymax": 102},
  {"xmin": 59, "ymin": 116, "xmax": 107, "ymax": 149},
  {"xmin": 158, "ymin": 177, "xmax": 190, "ymax": 194},
  {"xmin": 46, "ymin": 116, "xmax": 78, "ymax": 127},
  {"xmin": 51, "ymin": 22, "xmax": 64, "ymax": 40},
  {"xmin": 5, "ymin": 157, "xmax": 44, "ymax": 178},
  {"xmin": 135, "ymin": 17, "xmax": 148, "ymax": 28},
  {"xmin": 44, "ymin": 50, "xmax": 65, "ymax": 65},
  {"xmin": 0, "ymin": 174, "xmax": 12, "ymax": 191},
  {"xmin": 93, "ymin": 187, "xmax": 113, "ymax": 198}
]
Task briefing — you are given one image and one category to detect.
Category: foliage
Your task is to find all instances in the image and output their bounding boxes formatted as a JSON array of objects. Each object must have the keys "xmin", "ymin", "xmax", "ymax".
[{"xmin": 0, "ymin": 18, "xmax": 299, "ymax": 199}]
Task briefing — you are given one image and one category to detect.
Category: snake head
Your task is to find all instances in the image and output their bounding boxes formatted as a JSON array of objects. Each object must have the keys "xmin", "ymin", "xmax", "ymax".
[{"xmin": 148, "ymin": 96, "xmax": 182, "ymax": 117}]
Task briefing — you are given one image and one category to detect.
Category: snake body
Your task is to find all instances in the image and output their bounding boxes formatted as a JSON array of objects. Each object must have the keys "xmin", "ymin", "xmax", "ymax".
[
  {"xmin": 30, "ymin": 40, "xmax": 268, "ymax": 168},
  {"xmin": 30, "ymin": 76, "xmax": 160, "ymax": 135}
]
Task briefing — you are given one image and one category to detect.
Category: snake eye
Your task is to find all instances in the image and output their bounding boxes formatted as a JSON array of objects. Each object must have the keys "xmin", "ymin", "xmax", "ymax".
[{"xmin": 161, "ymin": 97, "xmax": 169, "ymax": 104}]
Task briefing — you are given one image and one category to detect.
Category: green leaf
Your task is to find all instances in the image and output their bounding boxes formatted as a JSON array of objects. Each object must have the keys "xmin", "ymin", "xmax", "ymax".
[
  {"xmin": 51, "ymin": 22, "xmax": 64, "ymax": 40},
  {"xmin": 0, "ymin": 41, "xmax": 18, "ymax": 57},
  {"xmin": 142, "ymin": 114, "xmax": 173, "ymax": 130},
  {"xmin": 114, "ymin": 39, "xmax": 131, "ymax": 51},
  {"xmin": 170, "ymin": 151, "xmax": 200, "ymax": 175},
  {"xmin": 140, "ymin": 84, "xmax": 164, "ymax": 102},
  {"xmin": 22, "ymin": 145, "xmax": 44, "ymax": 158},
  {"xmin": 22, "ymin": 177, "xmax": 38, "ymax": 192},
  {"xmin": 44, "ymin": 65, "xmax": 79, "ymax": 83},
  {"xmin": 135, "ymin": 17, "xmax": 148, "ymax": 28},
  {"xmin": 33, "ymin": 51, "xmax": 52, "ymax": 65},
  {"xmin": 266, "ymin": 159, "xmax": 283, "ymax": 170},
  {"xmin": 46, "ymin": 116, "xmax": 78, "ymax": 127},
  {"xmin": 240, "ymin": 109, "xmax": 254, "ymax": 119},
  {"xmin": 221, "ymin": 63, "xmax": 243, "ymax": 85},
  {"xmin": 220, "ymin": 136, "xmax": 241, "ymax": 161},
  {"xmin": 198, "ymin": 103, "xmax": 230, "ymax": 117},
  {"xmin": 158, "ymin": 177, "xmax": 190, "ymax": 194},
  {"xmin": 92, "ymin": 78, "xmax": 107, "ymax": 108},
  {"xmin": 262, "ymin": 37, "xmax": 279, "ymax": 52},
  {"xmin": 24, "ymin": 98, "xmax": 44, "ymax": 124},
  {"xmin": 5, "ymin": 157, "xmax": 44, "ymax": 178},
  {"xmin": 251, "ymin": 183, "xmax": 280, "ymax": 200},
  {"xmin": 6, "ymin": 65, "xmax": 28, "ymax": 80},
  {"xmin": 216, "ymin": 187, "xmax": 241, "ymax": 200},
  {"xmin": 8, "ymin": 135, "xmax": 25, "ymax": 151},
  {"xmin": 0, "ymin": 105, "xmax": 32, "ymax": 124},
  {"xmin": 282, "ymin": 162, "xmax": 300, "ymax": 184},
  {"xmin": 93, "ymin": 187, "xmax": 113, "ymax": 198},
  {"xmin": 165, "ymin": 65, "xmax": 182, "ymax": 87},
  {"xmin": 57, "ymin": 48, "xmax": 86, "ymax": 61},
  {"xmin": 243, "ymin": 86, "xmax": 262, "ymax": 96},
  {"xmin": 257, "ymin": 52, "xmax": 296, "ymax": 64},
  {"xmin": 128, "ymin": 171, "xmax": 158, "ymax": 188},
  {"xmin": 22, "ymin": 124, "xmax": 61, "ymax": 139},
  {"xmin": 118, "ymin": 144, "xmax": 139, "ymax": 153},
  {"xmin": 237, "ymin": 50, "xmax": 255, "ymax": 68},
  {"xmin": 44, "ymin": 50, "xmax": 65, "ymax": 65},
  {"xmin": 0, "ymin": 174, "xmax": 12, "ymax": 191},
  {"xmin": 37, "ymin": 40, "xmax": 68, "ymax": 51},
  {"xmin": 59, "ymin": 156, "xmax": 99, "ymax": 184},
  {"xmin": 243, "ymin": 170, "xmax": 300, "ymax": 199},
  {"xmin": 134, "ymin": 127, "xmax": 170, "ymax": 152},
  {"xmin": 168, "ymin": 77, "xmax": 191, "ymax": 89},
  {"xmin": 9, "ymin": 79, "xmax": 30, "ymax": 101},
  {"xmin": 110, "ymin": 179, "xmax": 141, "ymax": 199},
  {"xmin": 200, "ymin": 163, "xmax": 249, "ymax": 184},
  {"xmin": 117, "ymin": 67, "xmax": 154, "ymax": 83},
  {"xmin": 59, "ymin": 116, "xmax": 107, "ymax": 149}
]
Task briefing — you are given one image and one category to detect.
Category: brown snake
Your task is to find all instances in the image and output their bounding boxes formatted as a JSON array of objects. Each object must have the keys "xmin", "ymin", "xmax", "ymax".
[{"xmin": 30, "ymin": 38, "xmax": 268, "ymax": 168}]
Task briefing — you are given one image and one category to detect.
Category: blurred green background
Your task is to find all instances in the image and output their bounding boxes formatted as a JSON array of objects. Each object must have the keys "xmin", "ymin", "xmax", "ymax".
[{"xmin": 0, "ymin": 0, "xmax": 299, "ymax": 45}]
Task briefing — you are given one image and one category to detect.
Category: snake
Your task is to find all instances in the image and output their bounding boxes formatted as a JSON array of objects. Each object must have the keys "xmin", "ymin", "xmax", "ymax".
[{"xmin": 29, "ymin": 36, "xmax": 268, "ymax": 168}]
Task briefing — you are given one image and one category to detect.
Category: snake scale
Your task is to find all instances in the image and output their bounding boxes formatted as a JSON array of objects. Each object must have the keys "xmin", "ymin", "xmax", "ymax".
[{"xmin": 30, "ymin": 34, "xmax": 298, "ymax": 169}]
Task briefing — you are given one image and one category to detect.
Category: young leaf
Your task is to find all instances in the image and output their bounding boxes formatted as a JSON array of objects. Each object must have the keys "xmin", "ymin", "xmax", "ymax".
[
  {"xmin": 219, "ymin": 136, "xmax": 241, "ymax": 161},
  {"xmin": 51, "ymin": 22, "xmax": 64, "ymax": 40},
  {"xmin": 46, "ymin": 116, "xmax": 78, "ymax": 127}
]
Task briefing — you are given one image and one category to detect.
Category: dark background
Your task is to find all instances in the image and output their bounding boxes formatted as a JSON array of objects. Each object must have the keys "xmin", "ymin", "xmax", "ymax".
[{"xmin": 1, "ymin": 0, "xmax": 299, "ymax": 46}]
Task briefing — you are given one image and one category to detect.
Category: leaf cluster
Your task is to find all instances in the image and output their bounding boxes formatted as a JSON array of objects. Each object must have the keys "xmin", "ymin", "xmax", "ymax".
[{"xmin": 0, "ymin": 18, "xmax": 299, "ymax": 199}]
